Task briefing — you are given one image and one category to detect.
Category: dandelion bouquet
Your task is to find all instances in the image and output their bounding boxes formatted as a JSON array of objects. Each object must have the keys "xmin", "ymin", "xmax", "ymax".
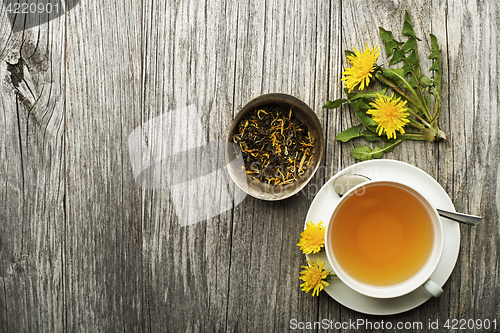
[{"xmin": 325, "ymin": 11, "xmax": 447, "ymax": 160}]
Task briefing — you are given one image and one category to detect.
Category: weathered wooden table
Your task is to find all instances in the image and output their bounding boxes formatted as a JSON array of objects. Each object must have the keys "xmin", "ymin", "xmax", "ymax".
[{"xmin": 1, "ymin": 1, "xmax": 499, "ymax": 332}]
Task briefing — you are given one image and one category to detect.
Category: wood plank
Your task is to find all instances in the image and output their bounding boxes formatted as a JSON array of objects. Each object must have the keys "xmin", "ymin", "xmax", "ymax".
[
  {"xmin": 227, "ymin": 0, "xmax": 333, "ymax": 331},
  {"xmin": 0, "ymin": 6, "xmax": 65, "ymax": 333},
  {"xmin": 444, "ymin": 0, "xmax": 500, "ymax": 319},
  {"xmin": 336, "ymin": 2, "xmax": 461, "ymax": 329},
  {"xmin": 317, "ymin": 0, "xmax": 344, "ymax": 325},
  {"xmin": 339, "ymin": 3, "xmax": 456, "ymax": 328},
  {"xmin": 141, "ymin": 0, "xmax": 240, "ymax": 331},
  {"xmin": 64, "ymin": 1, "xmax": 143, "ymax": 331}
]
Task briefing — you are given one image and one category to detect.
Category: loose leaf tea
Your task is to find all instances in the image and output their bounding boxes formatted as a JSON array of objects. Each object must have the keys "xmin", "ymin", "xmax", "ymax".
[{"xmin": 232, "ymin": 105, "xmax": 314, "ymax": 186}]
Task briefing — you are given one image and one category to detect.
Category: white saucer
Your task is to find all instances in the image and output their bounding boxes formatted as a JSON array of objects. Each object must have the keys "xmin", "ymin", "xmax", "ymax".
[{"xmin": 304, "ymin": 160, "xmax": 460, "ymax": 315}]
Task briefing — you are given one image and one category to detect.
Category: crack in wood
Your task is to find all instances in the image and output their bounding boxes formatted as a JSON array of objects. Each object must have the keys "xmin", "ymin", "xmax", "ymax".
[{"xmin": 5, "ymin": 58, "xmax": 23, "ymax": 88}]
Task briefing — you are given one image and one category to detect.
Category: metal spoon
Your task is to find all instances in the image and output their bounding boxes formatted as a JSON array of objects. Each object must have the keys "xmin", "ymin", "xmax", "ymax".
[{"xmin": 332, "ymin": 174, "xmax": 481, "ymax": 226}]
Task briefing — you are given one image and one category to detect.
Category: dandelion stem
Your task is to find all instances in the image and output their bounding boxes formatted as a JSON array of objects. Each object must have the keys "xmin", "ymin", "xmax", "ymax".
[
  {"xmin": 430, "ymin": 86, "xmax": 442, "ymax": 126},
  {"xmin": 401, "ymin": 57, "xmax": 429, "ymax": 113},
  {"xmin": 381, "ymin": 139, "xmax": 404, "ymax": 152},
  {"xmin": 375, "ymin": 71, "xmax": 431, "ymax": 121},
  {"xmin": 399, "ymin": 133, "xmax": 435, "ymax": 141},
  {"xmin": 407, "ymin": 117, "xmax": 426, "ymax": 129},
  {"xmin": 375, "ymin": 73, "xmax": 415, "ymax": 103},
  {"xmin": 406, "ymin": 106, "xmax": 432, "ymax": 128}
]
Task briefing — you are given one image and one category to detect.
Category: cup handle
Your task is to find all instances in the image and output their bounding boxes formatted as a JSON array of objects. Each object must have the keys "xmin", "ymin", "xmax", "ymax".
[{"xmin": 422, "ymin": 279, "xmax": 444, "ymax": 297}]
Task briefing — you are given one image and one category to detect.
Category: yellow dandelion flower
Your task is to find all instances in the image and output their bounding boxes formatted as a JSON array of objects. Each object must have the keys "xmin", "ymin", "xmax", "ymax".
[
  {"xmin": 297, "ymin": 221, "xmax": 325, "ymax": 254},
  {"xmin": 341, "ymin": 44, "xmax": 381, "ymax": 93},
  {"xmin": 299, "ymin": 259, "xmax": 330, "ymax": 296},
  {"xmin": 367, "ymin": 93, "xmax": 410, "ymax": 139}
]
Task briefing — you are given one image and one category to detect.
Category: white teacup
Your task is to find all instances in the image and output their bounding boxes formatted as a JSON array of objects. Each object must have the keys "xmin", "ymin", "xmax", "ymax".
[{"xmin": 324, "ymin": 180, "xmax": 444, "ymax": 299}]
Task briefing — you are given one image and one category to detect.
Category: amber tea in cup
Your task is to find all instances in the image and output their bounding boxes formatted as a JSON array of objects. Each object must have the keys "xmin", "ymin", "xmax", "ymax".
[{"xmin": 325, "ymin": 180, "xmax": 444, "ymax": 298}]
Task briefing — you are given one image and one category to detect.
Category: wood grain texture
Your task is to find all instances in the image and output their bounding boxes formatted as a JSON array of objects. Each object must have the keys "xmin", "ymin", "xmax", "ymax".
[
  {"xmin": 0, "ymin": 0, "xmax": 498, "ymax": 332},
  {"xmin": 444, "ymin": 0, "xmax": 500, "ymax": 321},
  {"xmin": 227, "ymin": 0, "xmax": 333, "ymax": 332},
  {"xmin": 0, "ymin": 5, "xmax": 65, "ymax": 333},
  {"xmin": 335, "ymin": 1, "xmax": 445, "ymax": 329},
  {"xmin": 141, "ymin": 1, "xmax": 246, "ymax": 331},
  {"xmin": 64, "ymin": 1, "xmax": 143, "ymax": 331},
  {"xmin": 329, "ymin": 1, "xmax": 499, "ymax": 331}
]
